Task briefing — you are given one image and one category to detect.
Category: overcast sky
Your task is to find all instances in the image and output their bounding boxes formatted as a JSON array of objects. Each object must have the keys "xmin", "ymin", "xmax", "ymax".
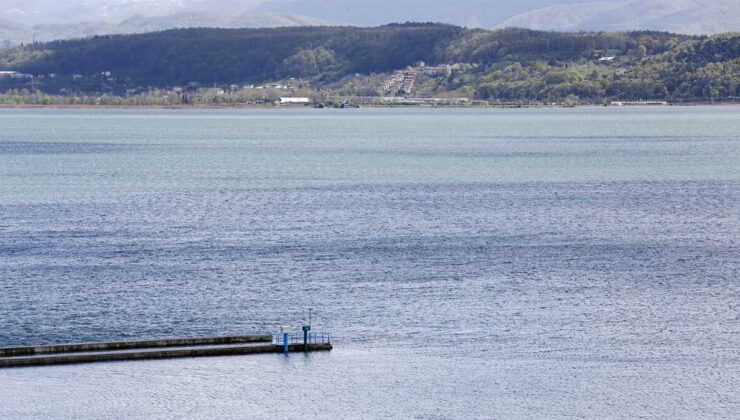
[{"xmin": 1, "ymin": 0, "xmax": 604, "ymax": 25}]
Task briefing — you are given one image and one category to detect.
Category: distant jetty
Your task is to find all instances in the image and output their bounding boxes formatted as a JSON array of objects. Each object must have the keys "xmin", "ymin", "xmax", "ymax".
[
  {"xmin": 0, "ymin": 334, "xmax": 332, "ymax": 368},
  {"xmin": 610, "ymin": 100, "xmax": 669, "ymax": 106}
]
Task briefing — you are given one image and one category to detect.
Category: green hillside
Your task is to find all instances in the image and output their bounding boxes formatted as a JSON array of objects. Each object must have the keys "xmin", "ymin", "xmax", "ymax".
[{"xmin": 1, "ymin": 24, "xmax": 739, "ymax": 103}]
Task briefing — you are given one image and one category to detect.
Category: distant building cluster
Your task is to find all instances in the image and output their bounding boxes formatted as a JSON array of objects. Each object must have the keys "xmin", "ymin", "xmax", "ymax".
[
  {"xmin": 416, "ymin": 61, "xmax": 454, "ymax": 76},
  {"xmin": 382, "ymin": 61, "xmax": 460, "ymax": 96},
  {"xmin": 383, "ymin": 70, "xmax": 413, "ymax": 95},
  {"xmin": 383, "ymin": 69, "xmax": 419, "ymax": 95},
  {"xmin": 242, "ymin": 78, "xmax": 308, "ymax": 91},
  {"xmin": 331, "ymin": 95, "xmax": 483, "ymax": 106},
  {"xmin": 401, "ymin": 70, "xmax": 418, "ymax": 93}
]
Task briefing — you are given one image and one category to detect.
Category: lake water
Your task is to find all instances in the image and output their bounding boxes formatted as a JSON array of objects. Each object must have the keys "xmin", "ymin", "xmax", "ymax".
[{"xmin": 0, "ymin": 107, "xmax": 738, "ymax": 419}]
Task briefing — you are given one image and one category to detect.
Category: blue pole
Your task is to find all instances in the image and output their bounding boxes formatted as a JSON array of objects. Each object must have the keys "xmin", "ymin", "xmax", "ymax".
[{"xmin": 283, "ymin": 333, "xmax": 289, "ymax": 356}]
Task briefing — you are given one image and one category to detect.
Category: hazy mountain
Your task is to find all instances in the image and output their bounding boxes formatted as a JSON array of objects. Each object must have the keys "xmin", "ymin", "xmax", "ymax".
[
  {"xmin": 0, "ymin": 1, "xmax": 263, "ymax": 25},
  {"xmin": 228, "ymin": 12, "xmax": 325, "ymax": 28},
  {"xmin": 0, "ymin": 11, "xmax": 326, "ymax": 45},
  {"xmin": 1, "ymin": 0, "xmax": 609, "ymax": 27},
  {"xmin": 255, "ymin": 0, "xmax": 599, "ymax": 28},
  {"xmin": 2, "ymin": 0, "xmax": 738, "ymax": 46},
  {"xmin": 116, "ymin": 11, "xmax": 325, "ymax": 32},
  {"xmin": 500, "ymin": 0, "xmax": 740, "ymax": 34},
  {"xmin": 0, "ymin": 18, "xmax": 27, "ymax": 36},
  {"xmin": 0, "ymin": 0, "xmax": 619, "ymax": 45}
]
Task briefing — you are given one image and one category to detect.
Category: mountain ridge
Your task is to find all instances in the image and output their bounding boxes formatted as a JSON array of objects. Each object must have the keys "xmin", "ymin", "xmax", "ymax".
[
  {"xmin": 3, "ymin": 0, "xmax": 738, "ymax": 46},
  {"xmin": 0, "ymin": 11, "xmax": 327, "ymax": 45},
  {"xmin": 500, "ymin": 0, "xmax": 740, "ymax": 35}
]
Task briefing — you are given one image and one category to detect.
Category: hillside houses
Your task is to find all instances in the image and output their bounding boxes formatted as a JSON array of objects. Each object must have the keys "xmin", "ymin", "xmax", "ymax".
[
  {"xmin": 383, "ymin": 62, "xmax": 460, "ymax": 96},
  {"xmin": 401, "ymin": 69, "xmax": 417, "ymax": 94},
  {"xmin": 383, "ymin": 69, "xmax": 419, "ymax": 96},
  {"xmin": 416, "ymin": 61, "xmax": 453, "ymax": 77},
  {"xmin": 383, "ymin": 71, "xmax": 405, "ymax": 94}
]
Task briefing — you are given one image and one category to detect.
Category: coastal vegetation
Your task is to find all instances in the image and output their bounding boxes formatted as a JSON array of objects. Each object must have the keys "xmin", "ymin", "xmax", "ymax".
[{"xmin": 1, "ymin": 24, "xmax": 739, "ymax": 105}]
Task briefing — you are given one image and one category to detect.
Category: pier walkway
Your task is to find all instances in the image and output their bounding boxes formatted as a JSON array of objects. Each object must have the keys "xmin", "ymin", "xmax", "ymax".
[{"xmin": 0, "ymin": 334, "xmax": 332, "ymax": 368}]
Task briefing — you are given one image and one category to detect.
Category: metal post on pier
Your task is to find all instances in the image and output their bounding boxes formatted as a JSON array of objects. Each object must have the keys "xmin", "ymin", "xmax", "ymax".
[
  {"xmin": 302, "ymin": 308, "xmax": 312, "ymax": 352},
  {"xmin": 280, "ymin": 326, "xmax": 292, "ymax": 356}
]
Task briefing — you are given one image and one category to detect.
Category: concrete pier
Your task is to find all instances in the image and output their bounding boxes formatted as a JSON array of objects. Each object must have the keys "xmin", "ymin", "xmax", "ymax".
[
  {"xmin": 0, "ymin": 336, "xmax": 332, "ymax": 368},
  {"xmin": 0, "ymin": 335, "xmax": 272, "ymax": 357}
]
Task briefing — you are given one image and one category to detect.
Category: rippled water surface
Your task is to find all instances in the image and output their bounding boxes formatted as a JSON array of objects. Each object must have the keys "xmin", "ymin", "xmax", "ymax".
[{"xmin": 1, "ymin": 107, "xmax": 738, "ymax": 419}]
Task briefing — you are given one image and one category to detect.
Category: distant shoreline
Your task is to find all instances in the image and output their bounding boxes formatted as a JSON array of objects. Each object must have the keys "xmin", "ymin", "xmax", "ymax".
[
  {"xmin": 0, "ymin": 101, "xmax": 738, "ymax": 110},
  {"xmin": 0, "ymin": 104, "xmax": 272, "ymax": 110}
]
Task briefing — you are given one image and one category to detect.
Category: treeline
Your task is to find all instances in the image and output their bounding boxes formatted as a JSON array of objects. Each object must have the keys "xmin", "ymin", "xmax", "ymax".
[
  {"xmin": 475, "ymin": 33, "xmax": 740, "ymax": 102},
  {"xmin": 446, "ymin": 28, "xmax": 694, "ymax": 63},
  {"xmin": 1, "ymin": 24, "xmax": 739, "ymax": 102},
  {"xmin": 0, "ymin": 87, "xmax": 322, "ymax": 106}
]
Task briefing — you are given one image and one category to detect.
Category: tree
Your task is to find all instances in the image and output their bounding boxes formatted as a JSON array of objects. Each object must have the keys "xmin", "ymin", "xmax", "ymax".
[{"xmin": 563, "ymin": 94, "xmax": 579, "ymax": 107}]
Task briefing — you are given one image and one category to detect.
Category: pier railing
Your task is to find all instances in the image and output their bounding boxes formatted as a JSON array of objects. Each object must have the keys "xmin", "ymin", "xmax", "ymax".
[{"xmin": 272, "ymin": 332, "xmax": 331, "ymax": 346}]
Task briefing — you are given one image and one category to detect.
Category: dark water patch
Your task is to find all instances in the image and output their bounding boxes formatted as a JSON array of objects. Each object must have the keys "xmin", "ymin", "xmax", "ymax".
[
  {"xmin": 475, "ymin": 134, "xmax": 736, "ymax": 143},
  {"xmin": 0, "ymin": 141, "xmax": 140, "ymax": 154}
]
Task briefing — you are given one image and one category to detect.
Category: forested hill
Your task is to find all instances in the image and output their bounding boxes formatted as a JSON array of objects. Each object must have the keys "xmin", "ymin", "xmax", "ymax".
[
  {"xmin": 1, "ymin": 24, "xmax": 739, "ymax": 103},
  {"xmin": 1, "ymin": 24, "xmax": 466, "ymax": 84}
]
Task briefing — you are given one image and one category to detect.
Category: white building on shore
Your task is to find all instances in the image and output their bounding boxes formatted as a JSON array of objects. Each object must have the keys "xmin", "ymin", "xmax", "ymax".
[
  {"xmin": 277, "ymin": 97, "xmax": 311, "ymax": 104},
  {"xmin": 0, "ymin": 71, "xmax": 33, "ymax": 79}
]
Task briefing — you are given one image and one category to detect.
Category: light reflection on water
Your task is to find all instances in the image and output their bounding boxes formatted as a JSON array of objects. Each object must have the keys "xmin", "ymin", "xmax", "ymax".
[{"xmin": 2, "ymin": 348, "xmax": 737, "ymax": 419}]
